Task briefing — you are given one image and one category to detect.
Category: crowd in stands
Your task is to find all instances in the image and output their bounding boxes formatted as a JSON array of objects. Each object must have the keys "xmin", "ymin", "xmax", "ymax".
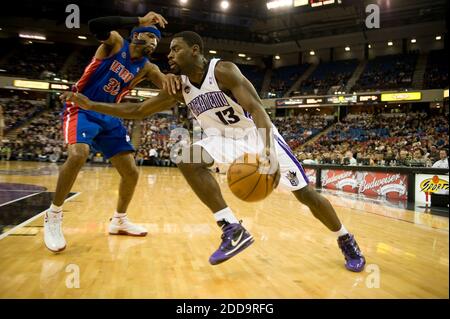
[
  {"xmin": 298, "ymin": 112, "xmax": 449, "ymax": 167},
  {"xmin": 0, "ymin": 40, "xmax": 448, "ymax": 168},
  {"xmin": 2, "ymin": 101, "xmax": 65, "ymax": 162},
  {"xmin": 423, "ymin": 49, "xmax": 448, "ymax": 89},
  {"xmin": 1, "ymin": 96, "xmax": 448, "ymax": 170},
  {"xmin": 0, "ymin": 97, "xmax": 46, "ymax": 132},
  {"xmin": 135, "ymin": 114, "xmax": 182, "ymax": 167},
  {"xmin": 353, "ymin": 53, "xmax": 417, "ymax": 92}
]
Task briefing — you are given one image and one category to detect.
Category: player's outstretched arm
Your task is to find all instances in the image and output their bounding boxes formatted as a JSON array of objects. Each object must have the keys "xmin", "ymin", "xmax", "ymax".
[
  {"xmin": 145, "ymin": 63, "xmax": 181, "ymax": 96},
  {"xmin": 89, "ymin": 12, "xmax": 167, "ymax": 44},
  {"xmin": 88, "ymin": 12, "xmax": 168, "ymax": 57},
  {"xmin": 61, "ymin": 91, "xmax": 179, "ymax": 120}
]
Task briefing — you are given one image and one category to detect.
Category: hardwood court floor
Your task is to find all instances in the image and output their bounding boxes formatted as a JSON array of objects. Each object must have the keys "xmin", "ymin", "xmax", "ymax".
[{"xmin": 0, "ymin": 161, "xmax": 448, "ymax": 298}]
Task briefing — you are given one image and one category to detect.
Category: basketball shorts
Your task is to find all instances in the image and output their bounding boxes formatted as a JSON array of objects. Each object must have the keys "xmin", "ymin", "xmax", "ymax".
[
  {"xmin": 62, "ymin": 105, "xmax": 134, "ymax": 159},
  {"xmin": 194, "ymin": 127, "xmax": 309, "ymax": 191}
]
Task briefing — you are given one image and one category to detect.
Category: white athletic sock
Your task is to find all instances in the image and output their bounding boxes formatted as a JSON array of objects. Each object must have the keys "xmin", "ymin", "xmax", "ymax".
[
  {"xmin": 334, "ymin": 225, "xmax": 349, "ymax": 238},
  {"xmin": 49, "ymin": 203, "xmax": 62, "ymax": 213},
  {"xmin": 113, "ymin": 212, "xmax": 127, "ymax": 219},
  {"xmin": 214, "ymin": 207, "xmax": 239, "ymax": 225}
]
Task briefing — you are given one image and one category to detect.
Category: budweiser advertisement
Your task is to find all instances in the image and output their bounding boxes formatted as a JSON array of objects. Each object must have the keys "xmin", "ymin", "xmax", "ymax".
[
  {"xmin": 415, "ymin": 174, "xmax": 449, "ymax": 205},
  {"xmin": 321, "ymin": 170, "xmax": 408, "ymax": 200}
]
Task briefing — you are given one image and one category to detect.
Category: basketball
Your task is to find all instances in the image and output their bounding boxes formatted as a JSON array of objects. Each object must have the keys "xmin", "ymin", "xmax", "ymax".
[{"xmin": 227, "ymin": 153, "xmax": 279, "ymax": 202}]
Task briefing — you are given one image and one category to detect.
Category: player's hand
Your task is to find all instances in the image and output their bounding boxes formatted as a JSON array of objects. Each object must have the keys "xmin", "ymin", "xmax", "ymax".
[
  {"xmin": 259, "ymin": 147, "xmax": 280, "ymax": 180},
  {"xmin": 162, "ymin": 74, "xmax": 181, "ymax": 95},
  {"xmin": 139, "ymin": 11, "xmax": 168, "ymax": 28},
  {"xmin": 60, "ymin": 92, "xmax": 93, "ymax": 110}
]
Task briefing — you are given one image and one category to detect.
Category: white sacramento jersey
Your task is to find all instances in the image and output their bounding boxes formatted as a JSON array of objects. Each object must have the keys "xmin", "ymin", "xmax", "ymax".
[{"xmin": 181, "ymin": 58, "xmax": 255, "ymax": 138}]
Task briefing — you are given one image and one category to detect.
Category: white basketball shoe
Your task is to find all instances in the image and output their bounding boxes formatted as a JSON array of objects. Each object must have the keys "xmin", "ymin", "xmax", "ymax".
[
  {"xmin": 44, "ymin": 211, "xmax": 67, "ymax": 252},
  {"xmin": 108, "ymin": 215, "xmax": 148, "ymax": 236}
]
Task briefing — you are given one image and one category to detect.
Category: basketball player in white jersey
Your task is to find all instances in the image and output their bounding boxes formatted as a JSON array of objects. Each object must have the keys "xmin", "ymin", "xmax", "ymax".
[{"xmin": 63, "ymin": 31, "xmax": 366, "ymax": 272}]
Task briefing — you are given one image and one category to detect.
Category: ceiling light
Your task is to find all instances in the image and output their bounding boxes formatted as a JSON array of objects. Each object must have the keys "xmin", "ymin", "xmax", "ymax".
[
  {"xmin": 220, "ymin": 1, "xmax": 230, "ymax": 10},
  {"xmin": 19, "ymin": 33, "xmax": 46, "ymax": 40},
  {"xmin": 266, "ymin": 0, "xmax": 293, "ymax": 10}
]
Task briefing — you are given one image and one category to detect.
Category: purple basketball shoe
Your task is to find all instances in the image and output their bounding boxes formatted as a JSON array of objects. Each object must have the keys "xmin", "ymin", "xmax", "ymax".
[
  {"xmin": 337, "ymin": 233, "xmax": 366, "ymax": 272},
  {"xmin": 209, "ymin": 221, "xmax": 254, "ymax": 265}
]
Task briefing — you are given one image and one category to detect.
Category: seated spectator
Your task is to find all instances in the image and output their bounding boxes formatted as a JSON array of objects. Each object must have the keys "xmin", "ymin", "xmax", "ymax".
[
  {"xmin": 432, "ymin": 150, "xmax": 449, "ymax": 169},
  {"xmin": 343, "ymin": 151, "xmax": 357, "ymax": 166},
  {"xmin": 408, "ymin": 149, "xmax": 427, "ymax": 167}
]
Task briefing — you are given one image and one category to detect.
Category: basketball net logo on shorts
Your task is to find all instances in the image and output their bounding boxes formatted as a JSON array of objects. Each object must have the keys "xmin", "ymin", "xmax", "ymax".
[{"xmin": 286, "ymin": 171, "xmax": 299, "ymax": 187}]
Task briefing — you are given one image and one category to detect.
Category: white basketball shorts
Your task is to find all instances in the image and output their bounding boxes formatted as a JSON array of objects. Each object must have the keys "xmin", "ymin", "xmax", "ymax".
[{"xmin": 194, "ymin": 127, "xmax": 309, "ymax": 191}]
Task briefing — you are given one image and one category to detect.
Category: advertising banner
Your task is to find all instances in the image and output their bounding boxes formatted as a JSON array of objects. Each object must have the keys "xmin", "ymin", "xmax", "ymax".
[
  {"xmin": 304, "ymin": 168, "xmax": 317, "ymax": 187},
  {"xmin": 415, "ymin": 174, "xmax": 449, "ymax": 204},
  {"xmin": 321, "ymin": 170, "xmax": 408, "ymax": 200}
]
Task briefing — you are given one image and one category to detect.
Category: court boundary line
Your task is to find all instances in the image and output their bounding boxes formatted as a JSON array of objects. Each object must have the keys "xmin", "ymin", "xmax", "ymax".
[
  {"xmin": 321, "ymin": 191, "xmax": 449, "ymax": 231},
  {"xmin": 0, "ymin": 191, "xmax": 45, "ymax": 207},
  {"xmin": 0, "ymin": 192, "xmax": 81, "ymax": 241}
]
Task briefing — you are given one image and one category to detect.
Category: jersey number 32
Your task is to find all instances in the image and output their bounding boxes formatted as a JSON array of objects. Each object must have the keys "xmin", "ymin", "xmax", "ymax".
[{"xmin": 103, "ymin": 78, "xmax": 121, "ymax": 96}]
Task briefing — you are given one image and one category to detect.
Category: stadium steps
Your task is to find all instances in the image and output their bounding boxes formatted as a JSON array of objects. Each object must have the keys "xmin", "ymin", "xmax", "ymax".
[
  {"xmin": 299, "ymin": 121, "xmax": 336, "ymax": 149},
  {"xmin": 345, "ymin": 59, "xmax": 367, "ymax": 93},
  {"xmin": 4, "ymin": 106, "xmax": 48, "ymax": 140},
  {"xmin": 260, "ymin": 68, "xmax": 273, "ymax": 97},
  {"xmin": 60, "ymin": 50, "xmax": 82, "ymax": 79},
  {"xmin": 0, "ymin": 47, "xmax": 18, "ymax": 69},
  {"xmin": 285, "ymin": 63, "xmax": 318, "ymax": 97},
  {"xmin": 412, "ymin": 53, "xmax": 428, "ymax": 90}
]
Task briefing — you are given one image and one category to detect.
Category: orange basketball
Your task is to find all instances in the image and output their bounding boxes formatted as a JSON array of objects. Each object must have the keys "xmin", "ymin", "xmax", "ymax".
[{"xmin": 227, "ymin": 153, "xmax": 280, "ymax": 202}]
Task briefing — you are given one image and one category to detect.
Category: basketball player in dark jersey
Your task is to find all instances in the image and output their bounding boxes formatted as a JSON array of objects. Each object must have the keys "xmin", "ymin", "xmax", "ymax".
[{"xmin": 44, "ymin": 12, "xmax": 181, "ymax": 253}]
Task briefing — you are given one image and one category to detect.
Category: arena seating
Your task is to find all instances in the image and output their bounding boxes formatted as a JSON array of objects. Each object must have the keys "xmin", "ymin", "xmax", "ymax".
[
  {"xmin": 300, "ymin": 112, "xmax": 449, "ymax": 166},
  {"xmin": 274, "ymin": 114, "xmax": 335, "ymax": 150},
  {"xmin": 268, "ymin": 64, "xmax": 310, "ymax": 97},
  {"xmin": 0, "ymin": 42, "xmax": 72, "ymax": 80},
  {"xmin": 236, "ymin": 63, "xmax": 265, "ymax": 94},
  {"xmin": 353, "ymin": 53, "xmax": 417, "ymax": 92},
  {"xmin": 0, "ymin": 97, "xmax": 46, "ymax": 132},
  {"xmin": 300, "ymin": 59, "xmax": 358, "ymax": 95},
  {"xmin": 424, "ymin": 49, "xmax": 448, "ymax": 89}
]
